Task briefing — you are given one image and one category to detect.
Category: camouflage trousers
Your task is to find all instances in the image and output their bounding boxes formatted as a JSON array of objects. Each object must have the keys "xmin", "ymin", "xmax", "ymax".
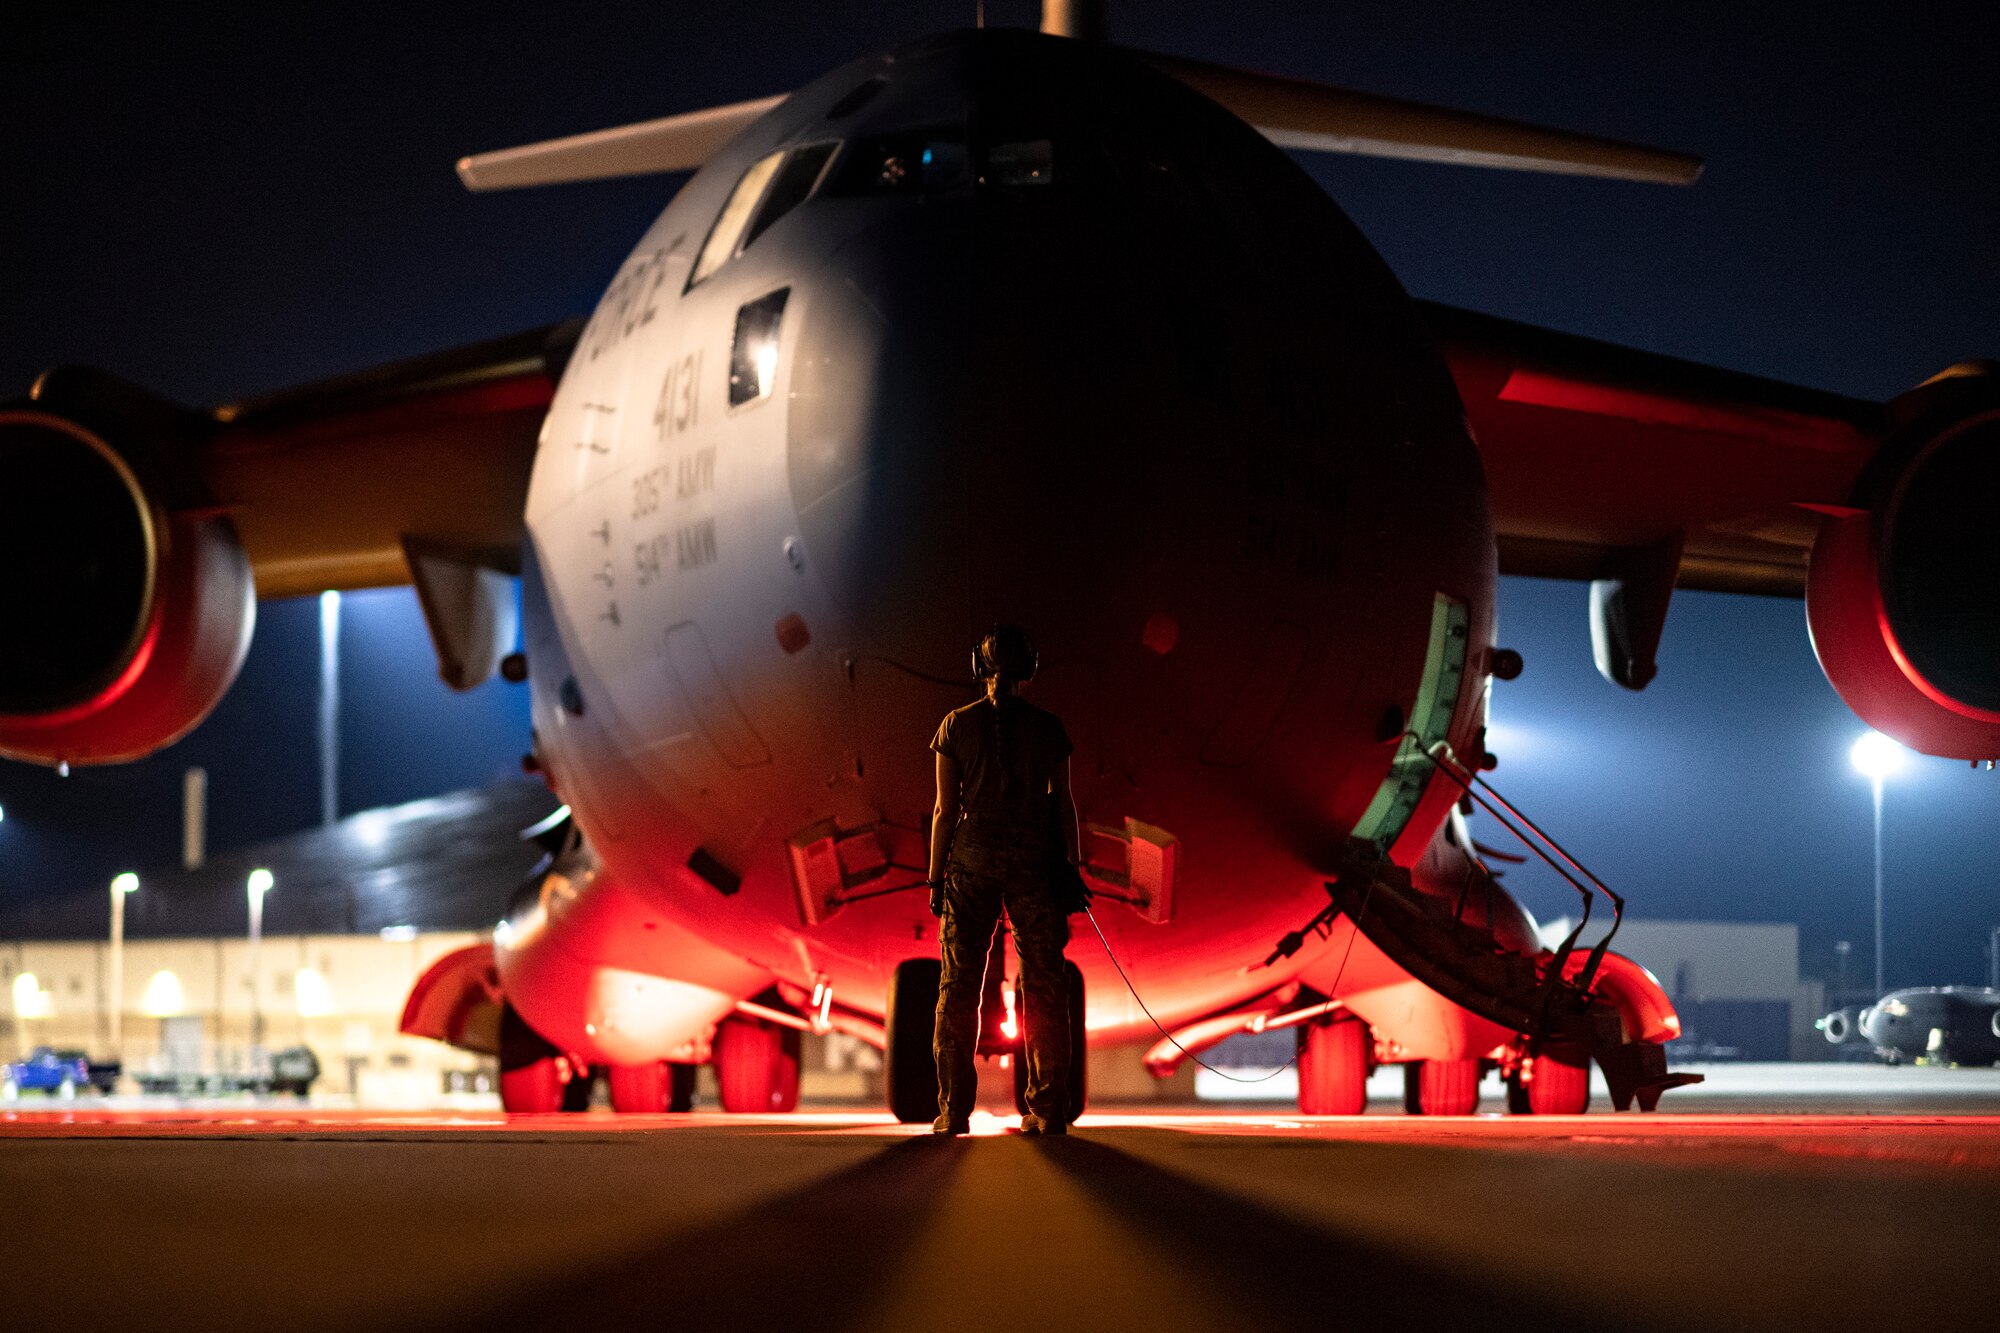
[{"xmin": 935, "ymin": 826, "xmax": 1072, "ymax": 1124}]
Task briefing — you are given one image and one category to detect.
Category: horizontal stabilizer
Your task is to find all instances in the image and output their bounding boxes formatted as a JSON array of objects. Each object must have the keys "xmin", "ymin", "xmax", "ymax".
[
  {"xmin": 456, "ymin": 94, "xmax": 786, "ymax": 191},
  {"xmin": 1142, "ymin": 52, "xmax": 1702, "ymax": 185}
]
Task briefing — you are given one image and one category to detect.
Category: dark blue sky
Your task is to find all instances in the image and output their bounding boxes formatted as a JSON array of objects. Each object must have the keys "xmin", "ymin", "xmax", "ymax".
[{"xmin": 4, "ymin": 3, "xmax": 1996, "ymax": 987}]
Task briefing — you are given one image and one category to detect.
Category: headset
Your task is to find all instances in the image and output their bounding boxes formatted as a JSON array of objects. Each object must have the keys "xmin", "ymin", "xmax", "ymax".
[{"xmin": 970, "ymin": 623, "xmax": 1038, "ymax": 683}]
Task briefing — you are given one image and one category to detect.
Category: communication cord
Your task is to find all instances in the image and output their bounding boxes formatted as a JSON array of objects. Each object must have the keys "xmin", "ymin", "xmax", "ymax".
[{"xmin": 1079, "ymin": 881, "xmax": 1373, "ymax": 1085}]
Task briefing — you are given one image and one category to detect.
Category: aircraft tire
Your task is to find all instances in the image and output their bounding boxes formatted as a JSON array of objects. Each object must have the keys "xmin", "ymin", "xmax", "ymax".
[
  {"xmin": 885, "ymin": 958, "xmax": 942, "ymax": 1124},
  {"xmin": 714, "ymin": 1014, "xmax": 801, "ymax": 1113},
  {"xmin": 1415, "ymin": 1058, "xmax": 1481, "ymax": 1115},
  {"xmin": 1526, "ymin": 1043, "xmax": 1591, "ymax": 1115},
  {"xmin": 1010, "ymin": 960, "xmax": 1088, "ymax": 1124},
  {"xmin": 498, "ymin": 1004, "xmax": 569, "ymax": 1113},
  {"xmin": 607, "ymin": 1061, "xmax": 671, "ymax": 1113},
  {"xmin": 1296, "ymin": 1014, "xmax": 1370, "ymax": 1115}
]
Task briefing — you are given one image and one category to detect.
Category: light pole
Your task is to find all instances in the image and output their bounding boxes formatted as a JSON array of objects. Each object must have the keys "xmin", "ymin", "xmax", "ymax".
[
  {"xmin": 247, "ymin": 867, "xmax": 274, "ymax": 1057},
  {"xmin": 1849, "ymin": 731, "xmax": 1906, "ymax": 998},
  {"xmin": 109, "ymin": 872, "xmax": 138, "ymax": 1067}
]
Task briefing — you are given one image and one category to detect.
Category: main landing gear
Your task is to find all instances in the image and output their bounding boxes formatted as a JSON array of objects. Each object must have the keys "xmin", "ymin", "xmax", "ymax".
[
  {"xmin": 494, "ymin": 1002, "xmax": 725, "ymax": 1114},
  {"xmin": 1401, "ymin": 1059, "xmax": 1483, "ymax": 1116},
  {"xmin": 1504, "ymin": 1042, "xmax": 1592, "ymax": 1115},
  {"xmin": 884, "ymin": 956, "xmax": 1089, "ymax": 1125},
  {"xmin": 712, "ymin": 1010, "xmax": 802, "ymax": 1113},
  {"xmin": 607, "ymin": 1061, "xmax": 699, "ymax": 1113},
  {"xmin": 1295, "ymin": 1014, "xmax": 1371, "ymax": 1115},
  {"xmin": 499, "ymin": 1004, "xmax": 575, "ymax": 1113}
]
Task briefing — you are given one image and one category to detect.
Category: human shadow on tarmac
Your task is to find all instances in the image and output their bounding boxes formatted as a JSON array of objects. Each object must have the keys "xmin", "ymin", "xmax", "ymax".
[
  {"xmin": 422, "ymin": 1135, "xmax": 966, "ymax": 1333},
  {"xmin": 1036, "ymin": 1137, "xmax": 1618, "ymax": 1333}
]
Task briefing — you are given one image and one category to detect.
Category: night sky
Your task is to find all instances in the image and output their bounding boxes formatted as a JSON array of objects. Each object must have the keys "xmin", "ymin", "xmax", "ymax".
[{"xmin": 4, "ymin": 3, "xmax": 1996, "ymax": 991}]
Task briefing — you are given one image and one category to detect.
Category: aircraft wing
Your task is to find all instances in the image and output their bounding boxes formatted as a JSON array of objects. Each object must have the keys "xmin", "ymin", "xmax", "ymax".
[
  {"xmin": 195, "ymin": 320, "xmax": 581, "ymax": 598},
  {"xmin": 1419, "ymin": 300, "xmax": 1884, "ymax": 599}
]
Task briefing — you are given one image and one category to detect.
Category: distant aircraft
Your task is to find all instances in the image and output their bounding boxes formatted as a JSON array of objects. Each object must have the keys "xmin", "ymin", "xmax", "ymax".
[
  {"xmin": 5, "ymin": 3, "xmax": 1994, "ymax": 1120},
  {"xmin": 1821, "ymin": 988, "xmax": 2000, "ymax": 1066}
]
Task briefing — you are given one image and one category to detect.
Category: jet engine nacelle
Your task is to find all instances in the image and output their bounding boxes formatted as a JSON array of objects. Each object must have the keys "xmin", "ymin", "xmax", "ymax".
[
  {"xmin": 1806, "ymin": 365, "xmax": 2000, "ymax": 760},
  {"xmin": 0, "ymin": 373, "xmax": 254, "ymax": 768}
]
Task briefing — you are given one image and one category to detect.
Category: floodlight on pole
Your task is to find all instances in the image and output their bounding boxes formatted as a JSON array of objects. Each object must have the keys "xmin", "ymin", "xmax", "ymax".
[
  {"xmin": 247, "ymin": 868, "xmax": 274, "ymax": 1055},
  {"xmin": 1849, "ymin": 730, "xmax": 1905, "ymax": 998},
  {"xmin": 1849, "ymin": 730, "xmax": 1906, "ymax": 781},
  {"xmin": 109, "ymin": 872, "xmax": 139, "ymax": 1068}
]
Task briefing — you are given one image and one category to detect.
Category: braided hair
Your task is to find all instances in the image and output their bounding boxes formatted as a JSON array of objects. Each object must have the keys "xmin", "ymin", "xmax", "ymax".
[{"xmin": 977, "ymin": 625, "xmax": 1039, "ymax": 809}]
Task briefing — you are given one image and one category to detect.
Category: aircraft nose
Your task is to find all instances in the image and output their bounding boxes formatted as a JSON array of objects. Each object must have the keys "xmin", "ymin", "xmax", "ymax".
[{"xmin": 785, "ymin": 220, "xmax": 975, "ymax": 674}]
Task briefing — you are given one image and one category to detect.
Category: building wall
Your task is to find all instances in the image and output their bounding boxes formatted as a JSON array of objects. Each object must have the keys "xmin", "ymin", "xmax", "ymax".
[
  {"xmin": 2, "ymin": 933, "xmax": 490, "ymax": 1099},
  {"xmin": 1543, "ymin": 918, "xmax": 1828, "ymax": 1060}
]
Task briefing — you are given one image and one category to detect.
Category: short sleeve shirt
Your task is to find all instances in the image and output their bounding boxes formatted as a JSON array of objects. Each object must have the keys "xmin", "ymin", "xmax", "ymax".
[{"xmin": 930, "ymin": 698, "xmax": 1072, "ymax": 820}]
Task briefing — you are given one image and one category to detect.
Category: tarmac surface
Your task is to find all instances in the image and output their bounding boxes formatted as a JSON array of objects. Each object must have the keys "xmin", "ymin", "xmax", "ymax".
[{"xmin": 5, "ymin": 1100, "xmax": 2000, "ymax": 1332}]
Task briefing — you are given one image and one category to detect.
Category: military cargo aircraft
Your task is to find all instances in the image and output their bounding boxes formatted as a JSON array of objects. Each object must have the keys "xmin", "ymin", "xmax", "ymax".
[
  {"xmin": 1822, "ymin": 988, "xmax": 2000, "ymax": 1066},
  {"xmin": 5, "ymin": 3, "xmax": 1995, "ymax": 1120}
]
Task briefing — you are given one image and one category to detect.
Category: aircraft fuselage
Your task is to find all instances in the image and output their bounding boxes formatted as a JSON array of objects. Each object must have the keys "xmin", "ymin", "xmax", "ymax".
[{"xmin": 504, "ymin": 31, "xmax": 1502, "ymax": 1062}]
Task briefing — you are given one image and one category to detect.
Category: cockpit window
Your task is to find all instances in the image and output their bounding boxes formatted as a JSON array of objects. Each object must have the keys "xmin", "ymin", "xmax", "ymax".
[
  {"xmin": 689, "ymin": 150, "xmax": 785, "ymax": 288},
  {"xmin": 742, "ymin": 142, "xmax": 837, "ymax": 251},
  {"xmin": 729, "ymin": 288, "xmax": 789, "ymax": 407},
  {"xmin": 825, "ymin": 131, "xmax": 969, "ymax": 196},
  {"xmin": 986, "ymin": 140, "xmax": 1054, "ymax": 187},
  {"xmin": 826, "ymin": 77, "xmax": 886, "ymax": 120}
]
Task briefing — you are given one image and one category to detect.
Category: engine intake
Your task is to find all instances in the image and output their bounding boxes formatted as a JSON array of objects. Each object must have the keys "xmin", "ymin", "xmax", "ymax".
[
  {"xmin": 0, "ymin": 374, "xmax": 254, "ymax": 768},
  {"xmin": 1806, "ymin": 365, "xmax": 2000, "ymax": 759}
]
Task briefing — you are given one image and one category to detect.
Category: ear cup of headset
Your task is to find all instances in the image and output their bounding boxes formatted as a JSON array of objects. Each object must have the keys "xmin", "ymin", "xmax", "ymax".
[{"xmin": 974, "ymin": 624, "xmax": 1038, "ymax": 683}]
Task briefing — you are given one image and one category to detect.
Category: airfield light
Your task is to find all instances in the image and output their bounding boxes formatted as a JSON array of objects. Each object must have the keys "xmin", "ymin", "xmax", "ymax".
[
  {"xmin": 1849, "ymin": 731, "xmax": 1904, "ymax": 997},
  {"xmin": 294, "ymin": 967, "xmax": 335, "ymax": 1018},
  {"xmin": 1849, "ymin": 730, "xmax": 1906, "ymax": 780},
  {"xmin": 141, "ymin": 969, "xmax": 186, "ymax": 1018},
  {"xmin": 12, "ymin": 972, "xmax": 53, "ymax": 1020},
  {"xmin": 110, "ymin": 872, "xmax": 140, "ymax": 1066},
  {"xmin": 247, "ymin": 868, "xmax": 274, "ymax": 1055}
]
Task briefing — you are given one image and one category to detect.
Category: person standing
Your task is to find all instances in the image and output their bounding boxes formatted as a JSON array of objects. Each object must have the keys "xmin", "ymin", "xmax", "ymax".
[{"xmin": 926, "ymin": 624, "xmax": 1082, "ymax": 1136}]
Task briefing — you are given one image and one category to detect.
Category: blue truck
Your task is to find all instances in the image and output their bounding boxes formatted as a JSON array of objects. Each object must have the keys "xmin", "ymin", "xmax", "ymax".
[{"xmin": 2, "ymin": 1047, "xmax": 93, "ymax": 1099}]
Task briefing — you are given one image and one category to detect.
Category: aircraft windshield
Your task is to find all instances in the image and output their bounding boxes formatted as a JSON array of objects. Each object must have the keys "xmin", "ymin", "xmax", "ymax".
[
  {"xmin": 743, "ymin": 143, "xmax": 838, "ymax": 251},
  {"xmin": 690, "ymin": 150, "xmax": 786, "ymax": 288},
  {"xmin": 825, "ymin": 131, "xmax": 968, "ymax": 195}
]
